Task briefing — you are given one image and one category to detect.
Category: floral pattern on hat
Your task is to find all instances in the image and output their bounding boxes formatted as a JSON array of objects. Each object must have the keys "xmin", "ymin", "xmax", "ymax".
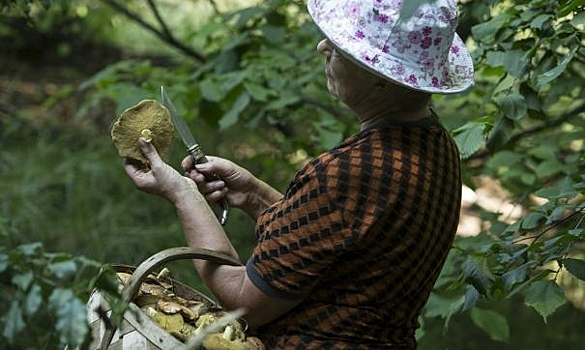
[{"xmin": 308, "ymin": 0, "xmax": 474, "ymax": 94}]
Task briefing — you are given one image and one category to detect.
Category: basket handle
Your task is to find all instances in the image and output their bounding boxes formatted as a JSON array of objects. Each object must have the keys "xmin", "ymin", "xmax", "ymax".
[{"xmin": 100, "ymin": 246, "xmax": 243, "ymax": 350}]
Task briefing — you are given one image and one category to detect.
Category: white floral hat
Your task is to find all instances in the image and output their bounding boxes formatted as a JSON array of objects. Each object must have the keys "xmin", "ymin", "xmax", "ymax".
[{"xmin": 307, "ymin": 0, "xmax": 474, "ymax": 94}]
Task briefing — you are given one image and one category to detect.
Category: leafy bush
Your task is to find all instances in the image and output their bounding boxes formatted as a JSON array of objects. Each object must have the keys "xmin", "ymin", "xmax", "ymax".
[
  {"xmin": 424, "ymin": 0, "xmax": 585, "ymax": 341},
  {"xmin": 0, "ymin": 236, "xmax": 121, "ymax": 349}
]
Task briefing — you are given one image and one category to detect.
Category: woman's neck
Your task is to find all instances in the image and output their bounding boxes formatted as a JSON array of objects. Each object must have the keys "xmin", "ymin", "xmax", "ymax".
[
  {"xmin": 341, "ymin": 79, "xmax": 432, "ymax": 131},
  {"xmin": 358, "ymin": 105, "xmax": 432, "ymax": 131}
]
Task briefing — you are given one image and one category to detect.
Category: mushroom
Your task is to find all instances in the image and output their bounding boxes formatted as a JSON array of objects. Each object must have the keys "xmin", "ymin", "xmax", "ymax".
[
  {"xmin": 147, "ymin": 307, "xmax": 184, "ymax": 334},
  {"xmin": 139, "ymin": 282, "xmax": 166, "ymax": 297},
  {"xmin": 157, "ymin": 299, "xmax": 183, "ymax": 314},
  {"xmin": 180, "ymin": 301, "xmax": 207, "ymax": 321},
  {"xmin": 201, "ymin": 332, "xmax": 265, "ymax": 350},
  {"xmin": 195, "ymin": 313, "xmax": 218, "ymax": 330},
  {"xmin": 110, "ymin": 99, "xmax": 174, "ymax": 166}
]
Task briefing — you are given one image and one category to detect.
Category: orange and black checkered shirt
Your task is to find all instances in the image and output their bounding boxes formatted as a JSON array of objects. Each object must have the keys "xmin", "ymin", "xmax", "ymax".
[{"xmin": 246, "ymin": 116, "xmax": 461, "ymax": 349}]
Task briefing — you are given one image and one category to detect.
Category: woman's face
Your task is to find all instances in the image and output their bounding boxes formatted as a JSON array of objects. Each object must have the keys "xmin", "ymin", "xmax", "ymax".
[{"xmin": 317, "ymin": 39, "xmax": 376, "ymax": 105}]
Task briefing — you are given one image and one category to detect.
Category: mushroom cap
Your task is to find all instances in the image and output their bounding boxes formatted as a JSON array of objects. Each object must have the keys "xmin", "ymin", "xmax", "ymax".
[
  {"xmin": 201, "ymin": 333, "xmax": 264, "ymax": 350},
  {"xmin": 111, "ymin": 99, "xmax": 175, "ymax": 164}
]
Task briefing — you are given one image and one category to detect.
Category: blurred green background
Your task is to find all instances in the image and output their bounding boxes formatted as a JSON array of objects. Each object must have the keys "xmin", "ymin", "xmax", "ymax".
[{"xmin": 1, "ymin": 0, "xmax": 584, "ymax": 349}]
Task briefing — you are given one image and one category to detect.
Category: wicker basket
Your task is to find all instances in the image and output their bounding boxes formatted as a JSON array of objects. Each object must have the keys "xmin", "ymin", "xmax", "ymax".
[{"xmin": 87, "ymin": 247, "xmax": 243, "ymax": 350}]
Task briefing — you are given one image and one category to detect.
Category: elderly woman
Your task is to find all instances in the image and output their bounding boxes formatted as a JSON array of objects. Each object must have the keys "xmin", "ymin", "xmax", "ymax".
[{"xmin": 123, "ymin": 0, "xmax": 473, "ymax": 348}]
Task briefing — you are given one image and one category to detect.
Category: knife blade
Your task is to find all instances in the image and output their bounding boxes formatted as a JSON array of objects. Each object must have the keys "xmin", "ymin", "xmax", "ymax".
[{"xmin": 160, "ymin": 86, "xmax": 229, "ymax": 225}]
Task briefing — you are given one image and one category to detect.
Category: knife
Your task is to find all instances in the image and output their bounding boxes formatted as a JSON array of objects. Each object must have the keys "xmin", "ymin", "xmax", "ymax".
[{"xmin": 160, "ymin": 86, "xmax": 229, "ymax": 225}]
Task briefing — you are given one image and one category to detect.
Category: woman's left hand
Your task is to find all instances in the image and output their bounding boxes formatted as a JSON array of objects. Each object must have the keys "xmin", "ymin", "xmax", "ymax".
[{"xmin": 124, "ymin": 137, "xmax": 196, "ymax": 203}]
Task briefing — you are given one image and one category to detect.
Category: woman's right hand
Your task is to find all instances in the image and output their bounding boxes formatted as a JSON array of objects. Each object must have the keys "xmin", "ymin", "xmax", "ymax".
[
  {"xmin": 182, "ymin": 156, "xmax": 252, "ymax": 208},
  {"xmin": 182, "ymin": 156, "xmax": 281, "ymax": 218}
]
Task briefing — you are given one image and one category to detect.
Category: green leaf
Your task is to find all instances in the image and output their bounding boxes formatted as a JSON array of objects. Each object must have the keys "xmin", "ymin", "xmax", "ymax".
[
  {"xmin": 463, "ymin": 255, "xmax": 494, "ymax": 295},
  {"xmin": 17, "ymin": 242, "xmax": 43, "ymax": 256},
  {"xmin": 558, "ymin": 0, "xmax": 585, "ymax": 17},
  {"xmin": 11, "ymin": 271, "xmax": 33, "ymax": 291},
  {"xmin": 471, "ymin": 13, "xmax": 510, "ymax": 42},
  {"xmin": 570, "ymin": 10, "xmax": 585, "ymax": 27},
  {"xmin": 214, "ymin": 49, "xmax": 239, "ymax": 73},
  {"xmin": 534, "ymin": 159, "xmax": 565, "ymax": 179},
  {"xmin": 487, "ymin": 150, "xmax": 522, "ymax": 169},
  {"xmin": 470, "ymin": 307, "xmax": 510, "ymax": 342},
  {"xmin": 534, "ymin": 176, "xmax": 577, "ymax": 199},
  {"xmin": 219, "ymin": 92, "xmax": 250, "ymax": 130},
  {"xmin": 524, "ymin": 280, "xmax": 566, "ymax": 322},
  {"xmin": 244, "ymin": 82, "xmax": 274, "ymax": 102},
  {"xmin": 545, "ymin": 207, "xmax": 568, "ymax": 226},
  {"xmin": 265, "ymin": 92, "xmax": 300, "ymax": 110},
  {"xmin": 494, "ymin": 93, "xmax": 527, "ymax": 121},
  {"xmin": 2, "ymin": 300, "xmax": 26, "ymax": 342},
  {"xmin": 485, "ymin": 51, "xmax": 505, "ymax": 67},
  {"xmin": 316, "ymin": 126, "xmax": 343, "ymax": 150},
  {"xmin": 568, "ymin": 228, "xmax": 584, "ymax": 238},
  {"xmin": 530, "ymin": 14, "xmax": 552, "ymax": 30},
  {"xmin": 24, "ymin": 284, "xmax": 43, "ymax": 316},
  {"xmin": 520, "ymin": 173, "xmax": 536, "ymax": 186},
  {"xmin": 0, "ymin": 252, "xmax": 7, "ymax": 273},
  {"xmin": 227, "ymin": 6, "xmax": 264, "ymax": 29},
  {"xmin": 536, "ymin": 46, "xmax": 578, "ymax": 90},
  {"xmin": 563, "ymin": 258, "xmax": 585, "ymax": 281},
  {"xmin": 502, "ymin": 263, "xmax": 530, "ymax": 292},
  {"xmin": 453, "ymin": 122, "xmax": 486, "ymax": 159},
  {"xmin": 527, "ymin": 144, "xmax": 556, "ymax": 160},
  {"xmin": 503, "ymin": 50, "xmax": 529, "ymax": 78},
  {"xmin": 94, "ymin": 267, "xmax": 121, "ymax": 296},
  {"xmin": 262, "ymin": 25, "xmax": 286, "ymax": 44},
  {"xmin": 520, "ymin": 212, "xmax": 546, "ymax": 230},
  {"xmin": 486, "ymin": 115, "xmax": 515, "ymax": 152},
  {"xmin": 424, "ymin": 292, "xmax": 466, "ymax": 319},
  {"xmin": 48, "ymin": 288, "xmax": 89, "ymax": 347},
  {"xmin": 199, "ymin": 78, "xmax": 224, "ymax": 102},
  {"xmin": 463, "ymin": 285, "xmax": 480, "ymax": 311},
  {"xmin": 454, "ymin": 233, "xmax": 495, "ymax": 253},
  {"xmin": 46, "ymin": 260, "xmax": 78, "ymax": 280},
  {"xmin": 222, "ymin": 32, "xmax": 251, "ymax": 51}
]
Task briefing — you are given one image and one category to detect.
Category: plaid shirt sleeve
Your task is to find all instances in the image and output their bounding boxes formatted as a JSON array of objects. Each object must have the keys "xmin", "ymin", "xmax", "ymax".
[{"xmin": 246, "ymin": 157, "xmax": 351, "ymax": 299}]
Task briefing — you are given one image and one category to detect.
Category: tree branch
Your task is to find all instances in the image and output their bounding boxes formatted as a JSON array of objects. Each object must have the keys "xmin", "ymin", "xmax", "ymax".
[
  {"xmin": 513, "ymin": 208, "xmax": 584, "ymax": 245},
  {"xmin": 101, "ymin": 0, "xmax": 206, "ymax": 63},
  {"xmin": 467, "ymin": 102, "xmax": 585, "ymax": 162},
  {"xmin": 146, "ymin": 0, "xmax": 172, "ymax": 39},
  {"xmin": 208, "ymin": 0, "xmax": 221, "ymax": 15},
  {"xmin": 507, "ymin": 103, "xmax": 585, "ymax": 146}
]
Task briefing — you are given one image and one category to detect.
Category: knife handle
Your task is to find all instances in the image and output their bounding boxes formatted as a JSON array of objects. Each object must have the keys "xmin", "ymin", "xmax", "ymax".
[{"xmin": 187, "ymin": 144, "xmax": 229, "ymax": 226}]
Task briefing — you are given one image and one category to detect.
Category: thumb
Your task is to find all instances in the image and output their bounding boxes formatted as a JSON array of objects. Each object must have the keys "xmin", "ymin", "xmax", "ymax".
[
  {"xmin": 195, "ymin": 157, "xmax": 235, "ymax": 179},
  {"xmin": 138, "ymin": 137, "xmax": 162, "ymax": 165},
  {"xmin": 195, "ymin": 157, "xmax": 224, "ymax": 175}
]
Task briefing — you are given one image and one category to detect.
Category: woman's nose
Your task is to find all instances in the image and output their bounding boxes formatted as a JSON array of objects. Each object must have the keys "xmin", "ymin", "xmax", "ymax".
[{"xmin": 317, "ymin": 39, "xmax": 332, "ymax": 56}]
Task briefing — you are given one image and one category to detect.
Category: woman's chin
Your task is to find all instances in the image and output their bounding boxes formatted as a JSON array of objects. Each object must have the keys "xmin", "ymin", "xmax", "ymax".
[{"xmin": 326, "ymin": 83, "xmax": 338, "ymax": 97}]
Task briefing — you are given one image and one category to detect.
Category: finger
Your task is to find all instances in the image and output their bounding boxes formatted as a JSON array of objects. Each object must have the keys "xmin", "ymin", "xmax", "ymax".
[
  {"xmin": 123, "ymin": 158, "xmax": 153, "ymax": 188},
  {"xmin": 204, "ymin": 187, "xmax": 229, "ymax": 203},
  {"xmin": 194, "ymin": 161, "xmax": 224, "ymax": 178},
  {"xmin": 197, "ymin": 157, "xmax": 240, "ymax": 182},
  {"xmin": 200, "ymin": 179, "xmax": 226, "ymax": 194},
  {"xmin": 181, "ymin": 155, "xmax": 194, "ymax": 172},
  {"xmin": 138, "ymin": 137, "xmax": 162, "ymax": 166},
  {"xmin": 186, "ymin": 169, "xmax": 206, "ymax": 183},
  {"xmin": 123, "ymin": 158, "xmax": 141, "ymax": 177}
]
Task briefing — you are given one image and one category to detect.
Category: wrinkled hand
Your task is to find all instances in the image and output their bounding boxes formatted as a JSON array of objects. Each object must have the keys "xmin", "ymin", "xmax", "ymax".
[
  {"xmin": 181, "ymin": 156, "xmax": 256, "ymax": 209},
  {"xmin": 124, "ymin": 138, "xmax": 195, "ymax": 203}
]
